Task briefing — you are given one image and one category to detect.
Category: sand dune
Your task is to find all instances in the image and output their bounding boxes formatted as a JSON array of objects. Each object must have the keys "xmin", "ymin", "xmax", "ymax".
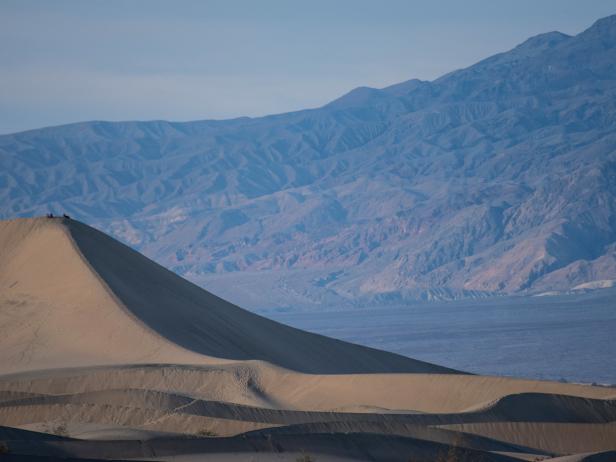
[
  {"xmin": 1, "ymin": 217, "xmax": 615, "ymax": 460},
  {"xmin": 0, "ymin": 363, "xmax": 613, "ymax": 414},
  {"xmin": 3, "ymin": 431, "xmax": 526, "ymax": 462},
  {"xmin": 0, "ymin": 218, "xmax": 454, "ymax": 375},
  {"xmin": 1, "ymin": 386, "xmax": 614, "ymax": 428},
  {"xmin": 440, "ymin": 422, "xmax": 616, "ymax": 455},
  {"xmin": 546, "ymin": 451, "xmax": 616, "ymax": 462}
]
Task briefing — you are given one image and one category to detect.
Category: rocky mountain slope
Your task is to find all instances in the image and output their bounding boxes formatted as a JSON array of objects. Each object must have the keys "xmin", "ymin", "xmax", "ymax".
[{"xmin": 1, "ymin": 15, "xmax": 616, "ymax": 308}]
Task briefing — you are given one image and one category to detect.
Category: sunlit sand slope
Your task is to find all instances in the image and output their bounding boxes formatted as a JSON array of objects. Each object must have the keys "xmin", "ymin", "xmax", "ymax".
[{"xmin": 0, "ymin": 217, "xmax": 455, "ymax": 375}]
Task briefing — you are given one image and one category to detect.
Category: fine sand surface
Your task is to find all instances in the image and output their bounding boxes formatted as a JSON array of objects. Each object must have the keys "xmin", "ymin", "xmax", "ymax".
[
  {"xmin": 0, "ymin": 217, "xmax": 454, "ymax": 376},
  {"xmin": 0, "ymin": 217, "xmax": 614, "ymax": 461},
  {"xmin": 545, "ymin": 452, "xmax": 616, "ymax": 462}
]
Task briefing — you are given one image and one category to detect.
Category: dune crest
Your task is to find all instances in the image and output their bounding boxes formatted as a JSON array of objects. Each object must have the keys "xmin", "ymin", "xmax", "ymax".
[
  {"xmin": 0, "ymin": 218, "xmax": 215, "ymax": 374},
  {"xmin": 0, "ymin": 217, "xmax": 453, "ymax": 375}
]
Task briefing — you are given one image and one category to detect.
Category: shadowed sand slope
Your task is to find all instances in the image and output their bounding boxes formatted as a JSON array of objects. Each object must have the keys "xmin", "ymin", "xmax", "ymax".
[
  {"xmin": 0, "ymin": 217, "xmax": 455, "ymax": 375},
  {"xmin": 546, "ymin": 452, "xmax": 616, "ymax": 462}
]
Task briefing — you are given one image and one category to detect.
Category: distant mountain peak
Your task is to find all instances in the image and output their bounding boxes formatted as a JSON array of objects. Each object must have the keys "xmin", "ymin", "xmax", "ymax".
[
  {"xmin": 324, "ymin": 86, "xmax": 389, "ymax": 109},
  {"xmin": 325, "ymin": 79, "xmax": 427, "ymax": 109},
  {"xmin": 381, "ymin": 79, "xmax": 425, "ymax": 96},
  {"xmin": 581, "ymin": 13, "xmax": 616, "ymax": 39},
  {"xmin": 516, "ymin": 31, "xmax": 571, "ymax": 51},
  {"xmin": 588, "ymin": 13, "xmax": 616, "ymax": 31}
]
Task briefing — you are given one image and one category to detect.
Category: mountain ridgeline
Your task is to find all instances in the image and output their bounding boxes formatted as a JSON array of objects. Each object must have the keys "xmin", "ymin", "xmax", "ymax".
[{"xmin": 2, "ymin": 15, "xmax": 616, "ymax": 308}]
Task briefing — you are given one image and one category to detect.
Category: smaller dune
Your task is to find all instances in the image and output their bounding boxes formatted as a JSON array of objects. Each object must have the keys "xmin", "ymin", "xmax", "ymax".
[
  {"xmin": 440, "ymin": 422, "xmax": 616, "ymax": 455},
  {"xmin": 546, "ymin": 451, "xmax": 616, "ymax": 462}
]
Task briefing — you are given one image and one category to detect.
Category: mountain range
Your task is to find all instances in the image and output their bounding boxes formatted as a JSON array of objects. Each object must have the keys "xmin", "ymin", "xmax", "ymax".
[{"xmin": 2, "ymin": 15, "xmax": 616, "ymax": 309}]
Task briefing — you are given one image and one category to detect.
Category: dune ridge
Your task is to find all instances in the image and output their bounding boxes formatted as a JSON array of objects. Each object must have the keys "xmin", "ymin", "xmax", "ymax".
[{"xmin": 0, "ymin": 217, "xmax": 455, "ymax": 375}]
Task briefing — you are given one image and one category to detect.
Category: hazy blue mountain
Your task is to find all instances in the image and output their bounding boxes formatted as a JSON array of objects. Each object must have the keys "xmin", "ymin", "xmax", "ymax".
[{"xmin": 2, "ymin": 15, "xmax": 616, "ymax": 310}]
